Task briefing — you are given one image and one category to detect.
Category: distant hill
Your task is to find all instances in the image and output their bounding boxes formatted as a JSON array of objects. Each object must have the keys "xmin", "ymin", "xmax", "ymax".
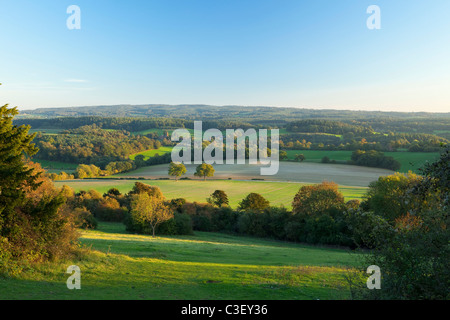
[{"xmin": 16, "ymin": 104, "xmax": 450, "ymax": 122}]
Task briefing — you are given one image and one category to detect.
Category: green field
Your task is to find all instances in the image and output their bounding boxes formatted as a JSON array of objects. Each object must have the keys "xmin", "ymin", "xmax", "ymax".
[
  {"xmin": 130, "ymin": 147, "xmax": 174, "ymax": 160},
  {"xmin": 34, "ymin": 159, "xmax": 78, "ymax": 173},
  {"xmin": 131, "ymin": 128, "xmax": 196, "ymax": 136},
  {"xmin": 28, "ymin": 128, "xmax": 63, "ymax": 135},
  {"xmin": 54, "ymin": 179, "xmax": 367, "ymax": 209},
  {"xmin": 284, "ymin": 150, "xmax": 440, "ymax": 173},
  {"xmin": 0, "ymin": 222, "xmax": 362, "ymax": 300}
]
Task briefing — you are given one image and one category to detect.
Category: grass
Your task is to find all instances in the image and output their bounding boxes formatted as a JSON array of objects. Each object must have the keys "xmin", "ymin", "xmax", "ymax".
[
  {"xmin": 54, "ymin": 179, "xmax": 367, "ymax": 209},
  {"xmin": 130, "ymin": 147, "xmax": 173, "ymax": 160},
  {"xmin": 284, "ymin": 150, "xmax": 440, "ymax": 173},
  {"xmin": 28, "ymin": 128, "xmax": 63, "ymax": 135},
  {"xmin": 0, "ymin": 223, "xmax": 362, "ymax": 300},
  {"xmin": 34, "ymin": 159, "xmax": 78, "ymax": 172}
]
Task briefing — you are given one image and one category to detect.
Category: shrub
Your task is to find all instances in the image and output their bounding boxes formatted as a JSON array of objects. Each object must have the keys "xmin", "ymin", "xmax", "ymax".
[
  {"xmin": 211, "ymin": 206, "xmax": 239, "ymax": 233},
  {"xmin": 182, "ymin": 202, "xmax": 215, "ymax": 231},
  {"xmin": 321, "ymin": 156, "xmax": 331, "ymax": 163},
  {"xmin": 355, "ymin": 209, "xmax": 449, "ymax": 300},
  {"xmin": 94, "ymin": 197, "xmax": 127, "ymax": 222},
  {"xmin": 72, "ymin": 207, "xmax": 98, "ymax": 229}
]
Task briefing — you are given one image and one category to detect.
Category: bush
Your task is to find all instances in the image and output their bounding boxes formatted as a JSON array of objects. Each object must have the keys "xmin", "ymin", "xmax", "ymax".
[
  {"xmin": 321, "ymin": 156, "xmax": 331, "ymax": 163},
  {"xmin": 211, "ymin": 206, "xmax": 239, "ymax": 233},
  {"xmin": 237, "ymin": 207, "xmax": 291, "ymax": 239},
  {"xmin": 355, "ymin": 209, "xmax": 449, "ymax": 300},
  {"xmin": 72, "ymin": 207, "xmax": 98, "ymax": 229},
  {"xmin": 182, "ymin": 202, "xmax": 215, "ymax": 231},
  {"xmin": 93, "ymin": 197, "xmax": 127, "ymax": 222},
  {"xmin": 173, "ymin": 213, "xmax": 194, "ymax": 235}
]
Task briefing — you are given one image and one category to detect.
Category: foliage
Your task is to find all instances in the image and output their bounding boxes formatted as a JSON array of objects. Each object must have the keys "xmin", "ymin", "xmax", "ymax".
[
  {"xmin": 294, "ymin": 154, "xmax": 305, "ymax": 162},
  {"xmin": 354, "ymin": 152, "xmax": 450, "ymax": 300},
  {"xmin": 207, "ymin": 190, "xmax": 229, "ymax": 207},
  {"xmin": 414, "ymin": 145, "xmax": 449, "ymax": 207},
  {"xmin": 350, "ymin": 150, "xmax": 401, "ymax": 171},
  {"xmin": 238, "ymin": 193, "xmax": 270, "ymax": 212},
  {"xmin": 128, "ymin": 193, "xmax": 173, "ymax": 237},
  {"xmin": 168, "ymin": 162, "xmax": 187, "ymax": 181},
  {"xmin": 292, "ymin": 182, "xmax": 345, "ymax": 216},
  {"xmin": 361, "ymin": 172, "xmax": 439, "ymax": 222},
  {"xmin": 354, "ymin": 209, "xmax": 449, "ymax": 300},
  {"xmin": 33, "ymin": 124, "xmax": 160, "ymax": 167},
  {"xmin": 194, "ymin": 163, "xmax": 215, "ymax": 181},
  {"xmin": 128, "ymin": 182, "xmax": 165, "ymax": 200},
  {"xmin": 75, "ymin": 164, "xmax": 103, "ymax": 179},
  {"xmin": 1, "ymin": 106, "xmax": 78, "ymax": 275},
  {"xmin": 94, "ymin": 197, "xmax": 127, "ymax": 222}
]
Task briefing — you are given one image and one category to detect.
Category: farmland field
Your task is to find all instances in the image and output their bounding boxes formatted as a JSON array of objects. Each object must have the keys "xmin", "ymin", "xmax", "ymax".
[
  {"xmin": 55, "ymin": 179, "xmax": 367, "ymax": 209},
  {"xmin": 284, "ymin": 150, "xmax": 440, "ymax": 173},
  {"xmin": 0, "ymin": 222, "xmax": 361, "ymax": 300},
  {"xmin": 117, "ymin": 162, "xmax": 392, "ymax": 187},
  {"xmin": 130, "ymin": 146, "xmax": 173, "ymax": 160},
  {"xmin": 34, "ymin": 159, "xmax": 78, "ymax": 173}
]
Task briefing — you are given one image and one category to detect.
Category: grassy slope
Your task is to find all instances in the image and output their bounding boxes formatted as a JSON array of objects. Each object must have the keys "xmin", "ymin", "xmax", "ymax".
[
  {"xmin": 0, "ymin": 223, "xmax": 361, "ymax": 300},
  {"xmin": 54, "ymin": 179, "xmax": 366, "ymax": 209}
]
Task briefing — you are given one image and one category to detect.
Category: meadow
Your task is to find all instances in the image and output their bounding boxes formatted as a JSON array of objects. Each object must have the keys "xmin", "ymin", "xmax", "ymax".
[
  {"xmin": 55, "ymin": 179, "xmax": 367, "ymax": 209},
  {"xmin": 0, "ymin": 222, "xmax": 362, "ymax": 300},
  {"xmin": 34, "ymin": 159, "xmax": 78, "ymax": 174},
  {"xmin": 284, "ymin": 150, "xmax": 440, "ymax": 173},
  {"xmin": 129, "ymin": 146, "xmax": 173, "ymax": 160}
]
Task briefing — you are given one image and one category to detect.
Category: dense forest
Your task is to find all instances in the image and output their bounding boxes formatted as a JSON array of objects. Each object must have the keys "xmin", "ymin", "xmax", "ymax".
[{"xmin": 33, "ymin": 124, "xmax": 161, "ymax": 167}]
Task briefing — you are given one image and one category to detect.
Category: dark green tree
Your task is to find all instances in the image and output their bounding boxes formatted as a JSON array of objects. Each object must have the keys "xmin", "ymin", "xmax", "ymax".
[
  {"xmin": 238, "ymin": 193, "xmax": 270, "ymax": 212},
  {"xmin": 208, "ymin": 190, "xmax": 229, "ymax": 207},
  {"xmin": 0, "ymin": 105, "xmax": 41, "ymax": 233}
]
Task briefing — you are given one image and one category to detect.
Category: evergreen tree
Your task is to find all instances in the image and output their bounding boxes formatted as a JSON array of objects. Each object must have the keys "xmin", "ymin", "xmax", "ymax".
[{"xmin": 0, "ymin": 105, "xmax": 41, "ymax": 233}]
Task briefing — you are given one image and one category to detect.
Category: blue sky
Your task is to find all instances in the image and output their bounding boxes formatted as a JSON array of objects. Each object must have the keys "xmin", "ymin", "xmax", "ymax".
[{"xmin": 0, "ymin": 0, "xmax": 449, "ymax": 112}]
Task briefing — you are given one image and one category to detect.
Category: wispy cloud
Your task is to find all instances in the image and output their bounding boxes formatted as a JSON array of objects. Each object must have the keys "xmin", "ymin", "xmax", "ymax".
[{"xmin": 64, "ymin": 79, "xmax": 88, "ymax": 83}]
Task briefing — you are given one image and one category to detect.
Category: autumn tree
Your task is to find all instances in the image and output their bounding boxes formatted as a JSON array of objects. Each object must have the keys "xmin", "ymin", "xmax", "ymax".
[
  {"xmin": 292, "ymin": 181, "xmax": 345, "ymax": 216},
  {"xmin": 129, "ymin": 182, "xmax": 164, "ymax": 200},
  {"xmin": 130, "ymin": 193, "xmax": 173, "ymax": 237},
  {"xmin": 194, "ymin": 163, "xmax": 215, "ymax": 181},
  {"xmin": 168, "ymin": 162, "xmax": 187, "ymax": 181}
]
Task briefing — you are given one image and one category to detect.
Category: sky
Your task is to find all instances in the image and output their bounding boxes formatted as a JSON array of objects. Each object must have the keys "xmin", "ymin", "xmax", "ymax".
[{"xmin": 0, "ymin": 0, "xmax": 449, "ymax": 112}]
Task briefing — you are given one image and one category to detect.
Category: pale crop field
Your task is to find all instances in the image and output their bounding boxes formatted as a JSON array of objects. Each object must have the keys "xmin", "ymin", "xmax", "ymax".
[{"xmin": 116, "ymin": 162, "xmax": 392, "ymax": 187}]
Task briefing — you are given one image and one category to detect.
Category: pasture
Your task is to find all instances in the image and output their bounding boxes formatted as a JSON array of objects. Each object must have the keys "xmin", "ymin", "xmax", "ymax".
[
  {"xmin": 34, "ymin": 159, "xmax": 78, "ymax": 174},
  {"xmin": 284, "ymin": 150, "xmax": 440, "ymax": 173},
  {"xmin": 0, "ymin": 223, "xmax": 361, "ymax": 300},
  {"xmin": 129, "ymin": 146, "xmax": 173, "ymax": 160}
]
